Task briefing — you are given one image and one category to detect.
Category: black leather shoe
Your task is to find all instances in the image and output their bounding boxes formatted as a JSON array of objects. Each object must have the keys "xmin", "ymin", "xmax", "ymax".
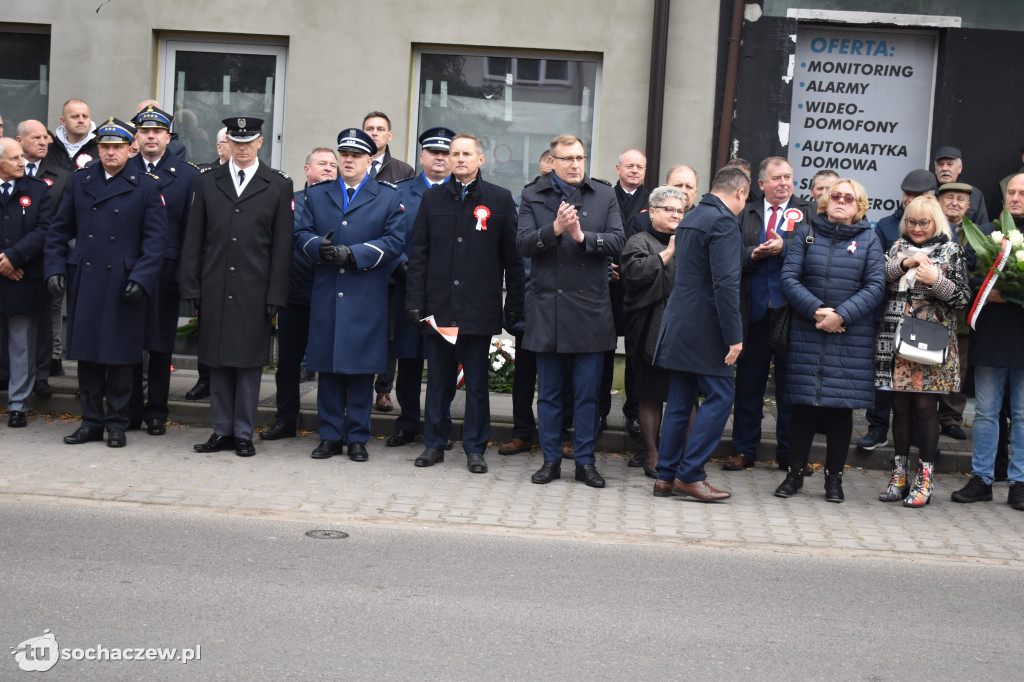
[
  {"xmin": 774, "ymin": 471, "xmax": 805, "ymax": 498},
  {"xmin": 235, "ymin": 439, "xmax": 256, "ymax": 457},
  {"xmin": 64, "ymin": 426, "xmax": 104, "ymax": 444},
  {"xmin": 194, "ymin": 434, "xmax": 235, "ymax": 452},
  {"xmin": 941, "ymin": 424, "xmax": 967, "ymax": 440},
  {"xmin": 445, "ymin": 439, "xmax": 454, "ymax": 451},
  {"xmin": 311, "ymin": 440, "xmax": 344, "ymax": 459},
  {"xmin": 33, "ymin": 380, "xmax": 53, "ymax": 398},
  {"xmin": 386, "ymin": 429, "xmax": 417, "ymax": 447},
  {"xmin": 259, "ymin": 422, "xmax": 296, "ymax": 440},
  {"xmin": 146, "ymin": 418, "xmax": 166, "ymax": 436},
  {"xmin": 626, "ymin": 416, "xmax": 641, "ymax": 439},
  {"xmin": 575, "ymin": 464, "xmax": 605, "ymax": 488},
  {"xmin": 107, "ymin": 428, "xmax": 126, "ymax": 448},
  {"xmin": 348, "ymin": 442, "xmax": 369, "ymax": 462},
  {"xmin": 415, "ymin": 448, "xmax": 444, "ymax": 467},
  {"xmin": 597, "ymin": 416, "xmax": 607, "ymax": 438},
  {"xmin": 467, "ymin": 453, "xmax": 488, "ymax": 474},
  {"xmin": 50, "ymin": 358, "xmax": 65, "ymax": 376},
  {"xmin": 185, "ymin": 381, "xmax": 210, "ymax": 401},
  {"xmin": 532, "ymin": 461, "xmax": 561, "ymax": 484},
  {"xmin": 8, "ymin": 410, "xmax": 28, "ymax": 428}
]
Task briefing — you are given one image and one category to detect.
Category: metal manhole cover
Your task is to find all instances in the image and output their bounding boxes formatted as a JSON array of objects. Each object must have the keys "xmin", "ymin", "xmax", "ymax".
[{"xmin": 305, "ymin": 530, "xmax": 349, "ymax": 539}]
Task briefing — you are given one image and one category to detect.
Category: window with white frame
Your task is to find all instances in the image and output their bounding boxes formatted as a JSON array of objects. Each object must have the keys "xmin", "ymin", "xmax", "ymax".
[{"xmin": 413, "ymin": 48, "xmax": 600, "ymax": 196}]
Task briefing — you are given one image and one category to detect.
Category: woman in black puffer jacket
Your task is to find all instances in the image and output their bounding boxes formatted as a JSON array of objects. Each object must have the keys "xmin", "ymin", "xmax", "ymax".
[{"xmin": 776, "ymin": 178, "xmax": 885, "ymax": 502}]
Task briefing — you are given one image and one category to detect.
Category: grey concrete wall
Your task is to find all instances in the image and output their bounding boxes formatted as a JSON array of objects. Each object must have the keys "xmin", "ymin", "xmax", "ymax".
[{"xmin": 5, "ymin": 0, "xmax": 719, "ymax": 190}]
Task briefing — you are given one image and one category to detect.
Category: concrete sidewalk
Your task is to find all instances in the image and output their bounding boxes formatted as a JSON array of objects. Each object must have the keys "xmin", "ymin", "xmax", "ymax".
[{"xmin": 1, "ymin": 409, "xmax": 1022, "ymax": 564}]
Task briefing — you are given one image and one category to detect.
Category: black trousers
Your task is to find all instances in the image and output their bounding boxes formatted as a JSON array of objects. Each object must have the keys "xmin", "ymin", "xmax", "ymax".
[
  {"xmin": 78, "ymin": 360, "xmax": 132, "ymax": 431},
  {"xmin": 274, "ymin": 304, "xmax": 310, "ymax": 426},
  {"xmin": 788, "ymin": 403, "xmax": 853, "ymax": 473},
  {"xmin": 510, "ymin": 333, "xmax": 537, "ymax": 440},
  {"xmin": 128, "ymin": 350, "xmax": 173, "ymax": 424}
]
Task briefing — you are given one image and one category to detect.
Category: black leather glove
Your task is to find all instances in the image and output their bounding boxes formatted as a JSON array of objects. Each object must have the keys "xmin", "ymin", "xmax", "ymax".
[
  {"xmin": 505, "ymin": 311, "xmax": 523, "ymax": 330},
  {"xmin": 319, "ymin": 230, "xmax": 355, "ymax": 267},
  {"xmin": 405, "ymin": 309, "xmax": 426, "ymax": 328},
  {"xmin": 46, "ymin": 274, "xmax": 66, "ymax": 299},
  {"xmin": 123, "ymin": 281, "xmax": 144, "ymax": 302},
  {"xmin": 266, "ymin": 304, "xmax": 282, "ymax": 318},
  {"xmin": 188, "ymin": 299, "xmax": 201, "ymax": 316},
  {"xmin": 393, "ymin": 260, "xmax": 409, "ymax": 284}
]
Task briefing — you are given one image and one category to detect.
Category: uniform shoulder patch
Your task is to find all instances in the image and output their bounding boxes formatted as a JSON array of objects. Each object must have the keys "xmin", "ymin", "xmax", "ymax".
[
  {"xmin": 309, "ymin": 178, "xmax": 333, "ymax": 188},
  {"xmin": 199, "ymin": 165, "xmax": 215, "ymax": 174},
  {"xmin": 271, "ymin": 168, "xmax": 291, "ymax": 180},
  {"xmin": 592, "ymin": 177, "xmax": 612, "ymax": 186},
  {"xmin": 74, "ymin": 166, "xmax": 89, "ymax": 173},
  {"xmin": 143, "ymin": 172, "xmax": 160, "ymax": 180},
  {"xmin": 377, "ymin": 180, "xmax": 398, "ymax": 190}
]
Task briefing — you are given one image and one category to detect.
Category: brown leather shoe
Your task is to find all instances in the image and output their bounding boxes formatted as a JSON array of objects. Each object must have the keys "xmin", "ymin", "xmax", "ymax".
[
  {"xmin": 653, "ymin": 479, "xmax": 674, "ymax": 497},
  {"xmin": 374, "ymin": 392, "xmax": 394, "ymax": 412},
  {"xmin": 498, "ymin": 437, "xmax": 532, "ymax": 456},
  {"xmin": 672, "ymin": 479, "xmax": 731, "ymax": 502},
  {"xmin": 561, "ymin": 440, "xmax": 575, "ymax": 459},
  {"xmin": 722, "ymin": 453, "xmax": 754, "ymax": 471}
]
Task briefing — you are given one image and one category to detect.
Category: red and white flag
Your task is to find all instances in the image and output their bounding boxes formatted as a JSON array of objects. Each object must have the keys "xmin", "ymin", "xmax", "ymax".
[
  {"xmin": 969, "ymin": 238, "xmax": 1012, "ymax": 330},
  {"xmin": 422, "ymin": 314, "xmax": 458, "ymax": 345}
]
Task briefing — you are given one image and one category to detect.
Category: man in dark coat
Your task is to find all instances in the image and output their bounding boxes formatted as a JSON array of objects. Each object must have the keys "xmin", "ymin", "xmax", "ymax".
[
  {"xmin": 49, "ymin": 99, "xmax": 99, "ymax": 172},
  {"xmin": 8, "ymin": 120, "xmax": 68, "ymax": 398},
  {"xmin": 385, "ymin": 127, "xmax": 455, "ymax": 448},
  {"xmin": 294, "ymin": 127, "xmax": 405, "ymax": 462},
  {"xmin": 952, "ymin": 173, "xmax": 1024, "ymax": 510},
  {"xmin": 405, "ymin": 133, "xmax": 525, "ymax": 473},
  {"xmin": 517, "ymin": 134, "xmax": 625, "ymax": 489},
  {"xmin": 260, "ymin": 146, "xmax": 339, "ymax": 442},
  {"xmin": 44, "ymin": 117, "xmax": 167, "ymax": 447},
  {"xmin": 180, "ymin": 116, "xmax": 293, "ymax": 457},
  {"xmin": 725, "ymin": 157, "xmax": 810, "ymax": 473},
  {"xmin": 362, "ymin": 111, "xmax": 416, "ymax": 412},
  {"xmin": 0, "ymin": 137, "xmax": 53, "ymax": 427},
  {"xmin": 125, "ymin": 105, "xmax": 200, "ymax": 436},
  {"xmin": 652, "ymin": 165, "xmax": 749, "ymax": 501}
]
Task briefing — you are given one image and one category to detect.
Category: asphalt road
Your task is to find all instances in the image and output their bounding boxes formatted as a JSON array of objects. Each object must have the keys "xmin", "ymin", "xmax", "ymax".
[{"xmin": 2, "ymin": 498, "xmax": 1020, "ymax": 681}]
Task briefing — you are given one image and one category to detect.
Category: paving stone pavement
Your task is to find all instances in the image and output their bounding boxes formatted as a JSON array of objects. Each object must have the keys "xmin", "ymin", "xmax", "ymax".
[{"xmin": 1, "ymin": 415, "xmax": 1021, "ymax": 564}]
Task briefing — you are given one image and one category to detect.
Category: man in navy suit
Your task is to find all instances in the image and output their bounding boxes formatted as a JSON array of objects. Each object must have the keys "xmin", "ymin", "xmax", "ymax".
[
  {"xmin": 652, "ymin": 165, "xmax": 749, "ymax": 501},
  {"xmin": 294, "ymin": 127, "xmax": 405, "ymax": 462}
]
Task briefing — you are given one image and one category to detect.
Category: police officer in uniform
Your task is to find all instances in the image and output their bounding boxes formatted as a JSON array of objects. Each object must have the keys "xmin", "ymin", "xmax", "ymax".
[
  {"xmin": 405, "ymin": 133, "xmax": 525, "ymax": 473},
  {"xmin": 180, "ymin": 116, "xmax": 293, "ymax": 457},
  {"xmin": 44, "ymin": 117, "xmax": 167, "ymax": 447},
  {"xmin": 385, "ymin": 126, "xmax": 455, "ymax": 448},
  {"xmin": 294, "ymin": 128, "xmax": 405, "ymax": 461},
  {"xmin": 126, "ymin": 105, "xmax": 200, "ymax": 435}
]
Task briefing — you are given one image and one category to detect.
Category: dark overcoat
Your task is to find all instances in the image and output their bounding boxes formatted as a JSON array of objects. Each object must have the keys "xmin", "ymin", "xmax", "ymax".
[
  {"xmin": 375, "ymin": 146, "xmax": 415, "ymax": 184},
  {"xmin": 44, "ymin": 166, "xmax": 166, "ymax": 364},
  {"xmin": 406, "ymin": 173, "xmax": 525, "ymax": 336},
  {"xmin": 288, "ymin": 188, "xmax": 314, "ymax": 307},
  {"xmin": 179, "ymin": 162, "xmax": 293, "ymax": 368},
  {"xmin": 621, "ymin": 227, "xmax": 675, "ymax": 365},
  {"xmin": 392, "ymin": 173, "xmax": 441, "ymax": 359},
  {"xmin": 294, "ymin": 177, "xmax": 405, "ymax": 374},
  {"xmin": 35, "ymin": 156, "xmax": 69, "ymax": 209},
  {"xmin": 129, "ymin": 152, "xmax": 200, "ymax": 352},
  {"xmin": 781, "ymin": 215, "xmax": 885, "ymax": 408},
  {"xmin": 653, "ymin": 193, "xmax": 743, "ymax": 377},
  {"xmin": 516, "ymin": 173, "xmax": 624, "ymax": 353},
  {"xmin": 1, "ymin": 175, "xmax": 53, "ymax": 315}
]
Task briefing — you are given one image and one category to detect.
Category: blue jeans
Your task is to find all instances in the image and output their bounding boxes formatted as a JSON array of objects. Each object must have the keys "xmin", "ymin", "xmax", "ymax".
[{"xmin": 972, "ymin": 366, "xmax": 1024, "ymax": 484}]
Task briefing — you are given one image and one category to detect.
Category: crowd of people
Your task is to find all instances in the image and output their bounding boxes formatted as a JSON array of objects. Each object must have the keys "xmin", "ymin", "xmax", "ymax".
[{"xmin": 0, "ymin": 99, "xmax": 1021, "ymax": 511}]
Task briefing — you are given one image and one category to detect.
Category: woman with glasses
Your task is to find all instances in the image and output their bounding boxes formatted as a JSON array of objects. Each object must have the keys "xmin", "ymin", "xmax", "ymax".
[
  {"xmin": 776, "ymin": 179, "xmax": 885, "ymax": 501},
  {"xmin": 874, "ymin": 195, "xmax": 970, "ymax": 506},
  {"xmin": 621, "ymin": 186, "xmax": 686, "ymax": 477}
]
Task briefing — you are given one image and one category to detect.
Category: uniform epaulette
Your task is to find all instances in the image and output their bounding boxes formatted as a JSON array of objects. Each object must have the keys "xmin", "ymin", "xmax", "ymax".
[
  {"xmin": 394, "ymin": 176, "xmax": 417, "ymax": 186},
  {"xmin": 592, "ymin": 177, "xmax": 612, "ymax": 186},
  {"xmin": 271, "ymin": 168, "xmax": 291, "ymax": 180},
  {"xmin": 74, "ymin": 165, "xmax": 89, "ymax": 172},
  {"xmin": 377, "ymin": 180, "xmax": 398, "ymax": 190},
  {"xmin": 143, "ymin": 172, "xmax": 160, "ymax": 180},
  {"xmin": 200, "ymin": 165, "xmax": 215, "ymax": 173},
  {"xmin": 309, "ymin": 178, "xmax": 333, "ymax": 188},
  {"xmin": 186, "ymin": 161, "xmax": 201, "ymax": 170}
]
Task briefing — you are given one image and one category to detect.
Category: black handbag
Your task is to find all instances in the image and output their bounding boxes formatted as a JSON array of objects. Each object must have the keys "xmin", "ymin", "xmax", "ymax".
[{"xmin": 894, "ymin": 314, "xmax": 948, "ymax": 366}]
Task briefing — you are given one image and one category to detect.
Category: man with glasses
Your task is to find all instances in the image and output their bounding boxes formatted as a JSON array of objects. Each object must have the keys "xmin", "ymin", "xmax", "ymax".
[
  {"xmin": 724, "ymin": 157, "xmax": 809, "ymax": 473},
  {"xmin": 517, "ymin": 134, "xmax": 624, "ymax": 488}
]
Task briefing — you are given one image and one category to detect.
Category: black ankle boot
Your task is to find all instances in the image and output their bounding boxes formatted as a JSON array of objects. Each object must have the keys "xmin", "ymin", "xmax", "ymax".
[
  {"xmin": 824, "ymin": 469, "xmax": 844, "ymax": 503},
  {"xmin": 774, "ymin": 469, "xmax": 804, "ymax": 498}
]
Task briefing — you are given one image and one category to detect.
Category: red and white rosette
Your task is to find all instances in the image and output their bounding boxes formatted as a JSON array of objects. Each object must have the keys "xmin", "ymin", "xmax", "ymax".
[
  {"xmin": 43, "ymin": 178, "xmax": 53, "ymax": 187},
  {"xmin": 783, "ymin": 208, "xmax": 803, "ymax": 232},
  {"xmin": 473, "ymin": 205, "xmax": 490, "ymax": 231},
  {"xmin": 75, "ymin": 154, "xmax": 93, "ymax": 169},
  {"xmin": 969, "ymin": 238, "xmax": 1012, "ymax": 330},
  {"xmin": 19, "ymin": 196, "xmax": 32, "ymax": 208}
]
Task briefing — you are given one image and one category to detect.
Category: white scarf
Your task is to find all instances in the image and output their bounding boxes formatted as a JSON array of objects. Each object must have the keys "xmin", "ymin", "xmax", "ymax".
[{"xmin": 895, "ymin": 240, "xmax": 941, "ymax": 292}]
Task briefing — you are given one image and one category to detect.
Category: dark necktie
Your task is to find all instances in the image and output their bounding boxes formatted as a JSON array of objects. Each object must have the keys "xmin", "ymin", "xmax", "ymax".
[
  {"xmin": 238, "ymin": 169, "xmax": 245, "ymax": 185},
  {"xmin": 346, "ymin": 187, "xmax": 355, "ymax": 201},
  {"xmin": 148, "ymin": 162, "xmax": 156, "ymax": 173},
  {"xmin": 25, "ymin": 162, "xmax": 36, "ymax": 177},
  {"xmin": 1, "ymin": 182, "xmax": 10, "ymax": 202},
  {"xmin": 368, "ymin": 161, "xmax": 378, "ymax": 179}
]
